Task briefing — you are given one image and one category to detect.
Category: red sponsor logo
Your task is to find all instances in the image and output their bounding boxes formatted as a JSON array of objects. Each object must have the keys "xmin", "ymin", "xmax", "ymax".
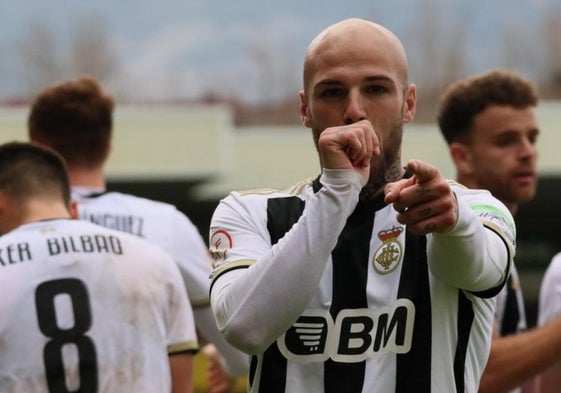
[{"xmin": 209, "ymin": 229, "xmax": 233, "ymax": 263}]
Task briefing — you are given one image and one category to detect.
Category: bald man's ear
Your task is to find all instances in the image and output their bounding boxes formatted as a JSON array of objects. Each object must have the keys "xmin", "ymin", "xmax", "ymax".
[
  {"xmin": 450, "ymin": 142, "xmax": 474, "ymax": 175},
  {"xmin": 403, "ymin": 85, "xmax": 416, "ymax": 124},
  {"xmin": 299, "ymin": 90, "xmax": 312, "ymax": 128}
]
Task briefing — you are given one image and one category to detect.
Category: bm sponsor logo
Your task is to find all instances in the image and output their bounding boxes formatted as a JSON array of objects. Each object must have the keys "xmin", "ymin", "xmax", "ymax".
[{"xmin": 278, "ymin": 299, "xmax": 414, "ymax": 363}]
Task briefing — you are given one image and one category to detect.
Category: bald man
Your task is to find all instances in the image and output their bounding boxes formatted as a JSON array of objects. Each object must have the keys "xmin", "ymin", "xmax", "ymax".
[{"xmin": 208, "ymin": 18, "xmax": 515, "ymax": 392}]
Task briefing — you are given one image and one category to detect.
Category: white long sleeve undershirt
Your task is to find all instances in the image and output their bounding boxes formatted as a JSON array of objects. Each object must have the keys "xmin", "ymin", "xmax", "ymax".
[{"xmin": 428, "ymin": 197, "xmax": 509, "ymax": 292}]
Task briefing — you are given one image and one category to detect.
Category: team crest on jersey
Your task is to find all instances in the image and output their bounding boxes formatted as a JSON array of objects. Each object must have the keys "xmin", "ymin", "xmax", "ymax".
[
  {"xmin": 209, "ymin": 229, "xmax": 233, "ymax": 267},
  {"xmin": 373, "ymin": 226, "xmax": 403, "ymax": 274}
]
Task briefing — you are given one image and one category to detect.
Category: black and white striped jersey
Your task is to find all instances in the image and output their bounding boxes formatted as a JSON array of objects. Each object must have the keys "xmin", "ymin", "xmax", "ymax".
[{"xmin": 209, "ymin": 170, "xmax": 515, "ymax": 393}]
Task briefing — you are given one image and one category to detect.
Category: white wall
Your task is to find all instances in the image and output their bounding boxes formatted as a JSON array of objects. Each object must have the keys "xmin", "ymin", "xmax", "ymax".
[{"xmin": 1, "ymin": 102, "xmax": 559, "ymax": 200}]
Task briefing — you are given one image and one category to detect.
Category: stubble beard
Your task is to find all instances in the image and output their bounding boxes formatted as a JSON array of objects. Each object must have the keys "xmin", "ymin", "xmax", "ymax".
[{"xmin": 359, "ymin": 123, "xmax": 404, "ymax": 202}]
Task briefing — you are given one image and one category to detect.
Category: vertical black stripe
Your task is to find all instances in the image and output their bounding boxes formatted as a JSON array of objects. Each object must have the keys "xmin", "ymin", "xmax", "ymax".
[
  {"xmin": 396, "ymin": 234, "xmax": 431, "ymax": 393},
  {"xmin": 454, "ymin": 291, "xmax": 474, "ymax": 393},
  {"xmin": 258, "ymin": 196, "xmax": 306, "ymax": 393},
  {"xmin": 267, "ymin": 197, "xmax": 306, "ymax": 243},
  {"xmin": 248, "ymin": 355, "xmax": 257, "ymax": 390},
  {"xmin": 324, "ymin": 204, "xmax": 376, "ymax": 393},
  {"xmin": 500, "ymin": 275, "xmax": 521, "ymax": 335},
  {"xmin": 257, "ymin": 344, "xmax": 288, "ymax": 393}
]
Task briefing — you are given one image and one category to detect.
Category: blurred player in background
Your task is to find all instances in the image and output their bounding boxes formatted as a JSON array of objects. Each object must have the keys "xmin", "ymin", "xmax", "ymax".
[
  {"xmin": 27, "ymin": 76, "xmax": 248, "ymax": 393},
  {"xmin": 438, "ymin": 68, "xmax": 561, "ymax": 393},
  {"xmin": 537, "ymin": 252, "xmax": 561, "ymax": 392},
  {"xmin": 0, "ymin": 141, "xmax": 197, "ymax": 392}
]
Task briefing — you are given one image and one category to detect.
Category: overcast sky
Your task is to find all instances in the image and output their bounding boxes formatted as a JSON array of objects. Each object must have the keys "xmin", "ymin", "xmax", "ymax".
[{"xmin": 0, "ymin": 0, "xmax": 558, "ymax": 103}]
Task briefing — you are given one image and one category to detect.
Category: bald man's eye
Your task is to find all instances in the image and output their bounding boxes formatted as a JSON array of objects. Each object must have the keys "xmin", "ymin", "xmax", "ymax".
[
  {"xmin": 364, "ymin": 85, "xmax": 388, "ymax": 95},
  {"xmin": 318, "ymin": 88, "xmax": 346, "ymax": 98}
]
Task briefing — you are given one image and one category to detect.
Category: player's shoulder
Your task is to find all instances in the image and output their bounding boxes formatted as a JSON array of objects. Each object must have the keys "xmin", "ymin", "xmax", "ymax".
[
  {"xmin": 451, "ymin": 181, "xmax": 516, "ymax": 240},
  {"xmin": 63, "ymin": 218, "xmax": 158, "ymax": 246},
  {"xmin": 450, "ymin": 180, "xmax": 510, "ymax": 211},
  {"xmin": 541, "ymin": 253, "xmax": 561, "ymax": 300},
  {"xmin": 68, "ymin": 218, "xmax": 148, "ymax": 241},
  {"xmin": 216, "ymin": 178, "xmax": 314, "ymax": 217},
  {"xmin": 99, "ymin": 191, "xmax": 176, "ymax": 208},
  {"xmin": 545, "ymin": 252, "xmax": 561, "ymax": 274},
  {"xmin": 2, "ymin": 218, "xmax": 138, "ymax": 245},
  {"xmin": 229, "ymin": 177, "xmax": 315, "ymax": 200},
  {"xmin": 447, "ymin": 179, "xmax": 492, "ymax": 196},
  {"xmin": 83, "ymin": 191, "xmax": 186, "ymax": 216}
]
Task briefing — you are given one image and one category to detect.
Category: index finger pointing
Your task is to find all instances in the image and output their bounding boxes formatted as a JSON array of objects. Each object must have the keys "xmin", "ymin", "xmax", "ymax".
[
  {"xmin": 406, "ymin": 160, "xmax": 440, "ymax": 184},
  {"xmin": 384, "ymin": 177, "xmax": 413, "ymax": 203}
]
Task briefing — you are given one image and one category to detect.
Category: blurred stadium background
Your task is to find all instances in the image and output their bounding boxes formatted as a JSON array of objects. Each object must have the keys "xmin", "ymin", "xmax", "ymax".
[
  {"xmin": 1, "ymin": 102, "xmax": 560, "ymax": 391},
  {"xmin": 2, "ymin": 2, "xmax": 561, "ymax": 391}
]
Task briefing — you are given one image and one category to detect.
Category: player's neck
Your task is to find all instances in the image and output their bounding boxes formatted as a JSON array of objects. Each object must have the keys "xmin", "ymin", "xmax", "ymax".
[
  {"xmin": 504, "ymin": 201, "xmax": 518, "ymax": 216},
  {"xmin": 3, "ymin": 200, "xmax": 72, "ymax": 234},
  {"xmin": 456, "ymin": 173, "xmax": 475, "ymax": 189},
  {"xmin": 457, "ymin": 174, "xmax": 519, "ymax": 216},
  {"xmin": 68, "ymin": 167, "xmax": 106, "ymax": 190}
]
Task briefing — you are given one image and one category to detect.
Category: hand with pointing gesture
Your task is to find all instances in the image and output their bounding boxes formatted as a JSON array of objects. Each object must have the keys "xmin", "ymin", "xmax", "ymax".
[{"xmin": 384, "ymin": 160, "xmax": 459, "ymax": 235}]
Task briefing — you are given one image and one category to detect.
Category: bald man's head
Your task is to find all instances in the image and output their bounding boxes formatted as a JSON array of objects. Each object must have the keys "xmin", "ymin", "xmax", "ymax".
[{"xmin": 302, "ymin": 18, "xmax": 409, "ymax": 95}]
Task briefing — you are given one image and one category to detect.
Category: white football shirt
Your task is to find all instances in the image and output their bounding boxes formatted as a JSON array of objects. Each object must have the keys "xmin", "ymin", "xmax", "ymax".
[
  {"xmin": 0, "ymin": 219, "xmax": 197, "ymax": 392},
  {"xmin": 72, "ymin": 188, "xmax": 249, "ymax": 377}
]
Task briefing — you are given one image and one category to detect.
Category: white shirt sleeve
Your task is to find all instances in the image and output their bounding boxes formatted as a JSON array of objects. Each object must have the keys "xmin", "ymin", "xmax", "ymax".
[
  {"xmin": 427, "ymin": 187, "xmax": 515, "ymax": 292},
  {"xmin": 210, "ymin": 169, "xmax": 365, "ymax": 354}
]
